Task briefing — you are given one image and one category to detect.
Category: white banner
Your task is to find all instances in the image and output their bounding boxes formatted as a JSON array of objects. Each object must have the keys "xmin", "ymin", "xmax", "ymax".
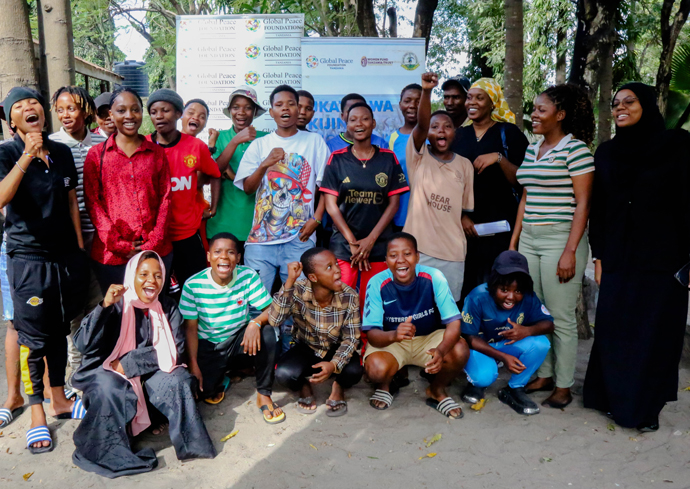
[
  {"xmin": 301, "ymin": 37, "xmax": 426, "ymax": 142},
  {"xmin": 176, "ymin": 14, "xmax": 304, "ymax": 136}
]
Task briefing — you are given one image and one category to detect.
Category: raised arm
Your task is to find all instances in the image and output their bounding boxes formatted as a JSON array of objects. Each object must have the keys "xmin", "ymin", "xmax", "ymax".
[{"xmin": 412, "ymin": 72, "xmax": 438, "ymax": 152}]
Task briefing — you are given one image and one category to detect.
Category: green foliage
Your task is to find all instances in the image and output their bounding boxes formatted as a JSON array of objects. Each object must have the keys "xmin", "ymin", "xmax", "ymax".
[{"xmin": 668, "ymin": 42, "xmax": 690, "ymax": 129}]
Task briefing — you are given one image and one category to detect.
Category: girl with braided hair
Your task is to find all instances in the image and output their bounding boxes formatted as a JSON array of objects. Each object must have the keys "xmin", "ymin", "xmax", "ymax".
[{"xmin": 509, "ymin": 84, "xmax": 595, "ymax": 409}]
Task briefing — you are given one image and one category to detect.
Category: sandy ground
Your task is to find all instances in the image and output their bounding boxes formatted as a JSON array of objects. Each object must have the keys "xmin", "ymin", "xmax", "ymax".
[{"xmin": 1, "ymin": 330, "xmax": 689, "ymax": 489}]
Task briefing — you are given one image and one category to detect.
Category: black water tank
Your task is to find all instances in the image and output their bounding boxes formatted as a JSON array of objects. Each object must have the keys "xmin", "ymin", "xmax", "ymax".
[{"xmin": 113, "ymin": 60, "xmax": 149, "ymax": 97}]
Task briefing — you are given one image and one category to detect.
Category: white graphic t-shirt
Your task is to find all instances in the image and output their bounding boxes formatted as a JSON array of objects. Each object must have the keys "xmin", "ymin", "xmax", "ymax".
[{"xmin": 234, "ymin": 130, "xmax": 330, "ymax": 245}]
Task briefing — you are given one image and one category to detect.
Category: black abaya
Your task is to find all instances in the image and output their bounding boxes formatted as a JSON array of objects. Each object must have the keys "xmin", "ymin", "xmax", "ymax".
[
  {"xmin": 71, "ymin": 298, "xmax": 216, "ymax": 478},
  {"xmin": 584, "ymin": 83, "xmax": 690, "ymax": 427}
]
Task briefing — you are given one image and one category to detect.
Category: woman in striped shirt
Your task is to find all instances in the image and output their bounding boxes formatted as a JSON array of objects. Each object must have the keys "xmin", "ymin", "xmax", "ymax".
[{"xmin": 509, "ymin": 84, "xmax": 594, "ymax": 409}]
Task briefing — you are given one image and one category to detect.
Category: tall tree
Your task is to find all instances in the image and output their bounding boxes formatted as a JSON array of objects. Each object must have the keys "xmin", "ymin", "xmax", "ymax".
[
  {"xmin": 656, "ymin": 0, "xmax": 690, "ymax": 115},
  {"xmin": 356, "ymin": 0, "xmax": 378, "ymax": 36},
  {"xmin": 413, "ymin": 0, "xmax": 439, "ymax": 52},
  {"xmin": 0, "ymin": 0, "xmax": 39, "ymax": 138},
  {"xmin": 504, "ymin": 0, "xmax": 524, "ymax": 129}
]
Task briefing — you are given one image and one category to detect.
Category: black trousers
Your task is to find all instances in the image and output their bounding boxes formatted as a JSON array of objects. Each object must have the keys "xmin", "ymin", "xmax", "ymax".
[
  {"xmin": 197, "ymin": 324, "xmax": 277, "ymax": 398},
  {"xmin": 93, "ymin": 252, "xmax": 173, "ymax": 296},
  {"xmin": 460, "ymin": 232, "xmax": 512, "ymax": 302},
  {"xmin": 9, "ymin": 252, "xmax": 88, "ymax": 404},
  {"xmin": 275, "ymin": 342, "xmax": 363, "ymax": 392},
  {"xmin": 73, "ymin": 367, "xmax": 216, "ymax": 478},
  {"xmin": 172, "ymin": 232, "xmax": 207, "ymax": 288}
]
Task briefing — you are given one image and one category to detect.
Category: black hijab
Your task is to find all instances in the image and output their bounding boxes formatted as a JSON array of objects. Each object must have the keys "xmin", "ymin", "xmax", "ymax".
[{"xmin": 610, "ymin": 82, "xmax": 666, "ymax": 152}]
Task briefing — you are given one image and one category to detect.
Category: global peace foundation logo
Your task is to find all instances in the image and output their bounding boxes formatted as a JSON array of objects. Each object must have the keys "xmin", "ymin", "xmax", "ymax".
[
  {"xmin": 245, "ymin": 44, "xmax": 260, "ymax": 59},
  {"xmin": 306, "ymin": 55, "xmax": 319, "ymax": 69},
  {"xmin": 401, "ymin": 52, "xmax": 420, "ymax": 71},
  {"xmin": 245, "ymin": 71, "xmax": 260, "ymax": 86},
  {"xmin": 245, "ymin": 18, "xmax": 260, "ymax": 31}
]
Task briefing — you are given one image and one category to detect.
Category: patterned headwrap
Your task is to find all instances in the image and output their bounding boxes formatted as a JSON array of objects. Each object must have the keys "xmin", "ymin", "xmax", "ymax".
[{"xmin": 464, "ymin": 78, "xmax": 516, "ymax": 125}]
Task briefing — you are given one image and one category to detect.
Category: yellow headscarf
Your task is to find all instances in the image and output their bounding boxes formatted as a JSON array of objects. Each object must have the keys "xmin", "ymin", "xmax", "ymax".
[{"xmin": 463, "ymin": 78, "xmax": 516, "ymax": 125}]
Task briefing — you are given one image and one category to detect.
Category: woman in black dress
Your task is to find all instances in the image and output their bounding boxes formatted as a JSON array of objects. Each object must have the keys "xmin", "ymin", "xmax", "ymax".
[
  {"xmin": 451, "ymin": 78, "xmax": 529, "ymax": 301},
  {"xmin": 584, "ymin": 83, "xmax": 690, "ymax": 431}
]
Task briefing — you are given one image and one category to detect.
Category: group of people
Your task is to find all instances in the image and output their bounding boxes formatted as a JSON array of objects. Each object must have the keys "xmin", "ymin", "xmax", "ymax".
[{"xmin": 0, "ymin": 67, "xmax": 688, "ymax": 479}]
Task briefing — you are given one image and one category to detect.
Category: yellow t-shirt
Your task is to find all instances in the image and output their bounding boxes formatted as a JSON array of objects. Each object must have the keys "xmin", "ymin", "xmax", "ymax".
[{"xmin": 403, "ymin": 137, "xmax": 474, "ymax": 262}]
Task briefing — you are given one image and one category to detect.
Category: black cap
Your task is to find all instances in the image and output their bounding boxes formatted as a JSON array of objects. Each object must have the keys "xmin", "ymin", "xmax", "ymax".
[
  {"xmin": 441, "ymin": 76, "xmax": 471, "ymax": 93},
  {"xmin": 492, "ymin": 250, "xmax": 530, "ymax": 276},
  {"xmin": 94, "ymin": 92, "xmax": 112, "ymax": 110},
  {"xmin": 1, "ymin": 87, "xmax": 44, "ymax": 127},
  {"xmin": 147, "ymin": 88, "xmax": 184, "ymax": 114}
]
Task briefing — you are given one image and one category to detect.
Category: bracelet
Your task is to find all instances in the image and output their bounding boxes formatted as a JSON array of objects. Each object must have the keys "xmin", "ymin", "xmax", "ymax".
[
  {"xmin": 315, "ymin": 218, "xmax": 322, "ymax": 225},
  {"xmin": 22, "ymin": 151, "xmax": 34, "ymax": 159},
  {"xmin": 496, "ymin": 152, "xmax": 503, "ymax": 164},
  {"xmin": 208, "ymin": 146, "xmax": 216, "ymax": 154},
  {"xmin": 15, "ymin": 161, "xmax": 26, "ymax": 174},
  {"xmin": 249, "ymin": 320, "xmax": 261, "ymax": 328}
]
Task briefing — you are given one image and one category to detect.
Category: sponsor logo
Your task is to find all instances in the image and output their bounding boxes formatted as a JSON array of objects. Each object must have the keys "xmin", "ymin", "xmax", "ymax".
[
  {"xmin": 183, "ymin": 154, "xmax": 197, "ymax": 169},
  {"xmin": 306, "ymin": 55, "xmax": 319, "ymax": 69},
  {"xmin": 237, "ymin": 299, "xmax": 244, "ymax": 306},
  {"xmin": 27, "ymin": 296, "xmax": 43, "ymax": 307},
  {"xmin": 383, "ymin": 299, "xmax": 396, "ymax": 305},
  {"xmin": 375, "ymin": 172, "xmax": 388, "ymax": 188},
  {"xmin": 462, "ymin": 311, "xmax": 473, "ymax": 324},
  {"xmin": 342, "ymin": 176, "xmax": 351, "ymax": 183},
  {"xmin": 64, "ymin": 177, "xmax": 70, "ymax": 187},
  {"xmin": 361, "ymin": 56, "xmax": 368, "ymax": 67},
  {"xmin": 361, "ymin": 56, "xmax": 395, "ymax": 67},
  {"xmin": 517, "ymin": 312, "xmax": 525, "ymax": 325},
  {"xmin": 245, "ymin": 71, "xmax": 260, "ymax": 86},
  {"xmin": 399, "ymin": 173, "xmax": 406, "ymax": 183},
  {"xmin": 171, "ymin": 176, "xmax": 192, "ymax": 191},
  {"xmin": 541, "ymin": 304, "xmax": 550, "ymax": 315},
  {"xmin": 245, "ymin": 19, "xmax": 260, "ymax": 32},
  {"xmin": 401, "ymin": 52, "xmax": 420, "ymax": 71},
  {"xmin": 245, "ymin": 44, "xmax": 260, "ymax": 59}
]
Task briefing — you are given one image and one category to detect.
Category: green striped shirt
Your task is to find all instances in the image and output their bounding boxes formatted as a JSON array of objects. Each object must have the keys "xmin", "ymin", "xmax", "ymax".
[
  {"xmin": 180, "ymin": 266, "xmax": 272, "ymax": 343},
  {"xmin": 517, "ymin": 135, "xmax": 594, "ymax": 225}
]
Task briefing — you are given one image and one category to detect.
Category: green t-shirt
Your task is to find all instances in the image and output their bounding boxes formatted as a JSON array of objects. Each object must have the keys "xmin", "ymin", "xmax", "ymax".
[
  {"xmin": 179, "ymin": 265, "xmax": 272, "ymax": 343},
  {"xmin": 206, "ymin": 126, "xmax": 268, "ymax": 241}
]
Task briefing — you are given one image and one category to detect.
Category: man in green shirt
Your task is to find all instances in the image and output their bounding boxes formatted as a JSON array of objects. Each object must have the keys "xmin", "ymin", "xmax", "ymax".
[
  {"xmin": 207, "ymin": 86, "xmax": 268, "ymax": 246},
  {"xmin": 181, "ymin": 232, "xmax": 285, "ymax": 424}
]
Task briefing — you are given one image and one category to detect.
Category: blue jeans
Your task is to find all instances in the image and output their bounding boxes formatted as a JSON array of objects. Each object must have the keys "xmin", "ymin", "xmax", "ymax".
[
  {"xmin": 0, "ymin": 240, "xmax": 13, "ymax": 321},
  {"xmin": 464, "ymin": 336, "xmax": 551, "ymax": 389},
  {"xmin": 245, "ymin": 238, "xmax": 314, "ymax": 353}
]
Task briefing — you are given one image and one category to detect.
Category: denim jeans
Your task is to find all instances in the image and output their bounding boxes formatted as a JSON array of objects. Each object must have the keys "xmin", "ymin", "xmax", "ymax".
[
  {"xmin": 464, "ymin": 336, "xmax": 551, "ymax": 389},
  {"xmin": 245, "ymin": 238, "xmax": 314, "ymax": 353},
  {"xmin": 0, "ymin": 240, "xmax": 13, "ymax": 321}
]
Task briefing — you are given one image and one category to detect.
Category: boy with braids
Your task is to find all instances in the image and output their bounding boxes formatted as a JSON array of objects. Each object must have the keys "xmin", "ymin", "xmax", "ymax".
[{"xmin": 49, "ymin": 86, "xmax": 107, "ymax": 387}]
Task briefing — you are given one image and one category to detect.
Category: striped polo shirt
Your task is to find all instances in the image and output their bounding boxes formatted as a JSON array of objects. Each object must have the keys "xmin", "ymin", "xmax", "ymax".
[
  {"xmin": 49, "ymin": 128, "xmax": 106, "ymax": 234},
  {"xmin": 180, "ymin": 265, "xmax": 272, "ymax": 343},
  {"xmin": 516, "ymin": 134, "xmax": 594, "ymax": 225}
]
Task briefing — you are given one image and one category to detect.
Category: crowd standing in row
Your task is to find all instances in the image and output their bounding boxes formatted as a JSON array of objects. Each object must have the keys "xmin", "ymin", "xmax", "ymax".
[{"xmin": 0, "ymin": 69, "xmax": 688, "ymax": 478}]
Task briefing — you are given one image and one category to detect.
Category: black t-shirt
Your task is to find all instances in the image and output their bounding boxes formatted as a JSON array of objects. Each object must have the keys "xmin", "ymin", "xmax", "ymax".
[
  {"xmin": 451, "ymin": 122, "xmax": 528, "ymax": 226},
  {"xmin": 0, "ymin": 134, "xmax": 79, "ymax": 256},
  {"xmin": 320, "ymin": 146, "xmax": 409, "ymax": 262}
]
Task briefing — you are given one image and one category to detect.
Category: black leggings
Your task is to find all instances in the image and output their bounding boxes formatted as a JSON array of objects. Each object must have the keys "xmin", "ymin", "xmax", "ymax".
[
  {"xmin": 275, "ymin": 342, "xmax": 363, "ymax": 392},
  {"xmin": 171, "ymin": 232, "xmax": 207, "ymax": 288}
]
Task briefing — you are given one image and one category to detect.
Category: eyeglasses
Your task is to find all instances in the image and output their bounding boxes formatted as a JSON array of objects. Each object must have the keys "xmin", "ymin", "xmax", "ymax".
[{"xmin": 611, "ymin": 97, "xmax": 639, "ymax": 110}]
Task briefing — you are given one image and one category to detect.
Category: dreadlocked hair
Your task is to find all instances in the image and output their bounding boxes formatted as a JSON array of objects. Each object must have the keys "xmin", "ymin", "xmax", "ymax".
[
  {"xmin": 542, "ymin": 84, "xmax": 595, "ymax": 145},
  {"xmin": 50, "ymin": 86, "xmax": 97, "ymax": 126}
]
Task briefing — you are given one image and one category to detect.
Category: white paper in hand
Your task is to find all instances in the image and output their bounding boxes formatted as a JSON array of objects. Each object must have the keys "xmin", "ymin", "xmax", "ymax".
[{"xmin": 474, "ymin": 220, "xmax": 511, "ymax": 236}]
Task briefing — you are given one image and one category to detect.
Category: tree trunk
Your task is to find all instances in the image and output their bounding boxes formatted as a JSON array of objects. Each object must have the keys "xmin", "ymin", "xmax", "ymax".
[
  {"xmin": 387, "ymin": 7, "xmax": 398, "ymax": 37},
  {"xmin": 38, "ymin": 0, "xmax": 76, "ymax": 130},
  {"xmin": 656, "ymin": 0, "xmax": 690, "ymax": 116},
  {"xmin": 355, "ymin": 0, "xmax": 378, "ymax": 37},
  {"xmin": 555, "ymin": 19, "xmax": 567, "ymax": 84},
  {"xmin": 412, "ymin": 0, "xmax": 439, "ymax": 53},
  {"xmin": 596, "ymin": 37, "xmax": 614, "ymax": 144},
  {"xmin": 0, "ymin": 0, "xmax": 39, "ymax": 139},
  {"xmin": 569, "ymin": 0, "xmax": 620, "ymax": 101},
  {"xmin": 504, "ymin": 0, "xmax": 524, "ymax": 130}
]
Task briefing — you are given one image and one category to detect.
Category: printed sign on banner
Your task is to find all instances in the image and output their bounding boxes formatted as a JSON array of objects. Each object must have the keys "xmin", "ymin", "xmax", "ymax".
[
  {"xmin": 301, "ymin": 38, "xmax": 426, "ymax": 143},
  {"xmin": 176, "ymin": 14, "xmax": 304, "ymax": 137}
]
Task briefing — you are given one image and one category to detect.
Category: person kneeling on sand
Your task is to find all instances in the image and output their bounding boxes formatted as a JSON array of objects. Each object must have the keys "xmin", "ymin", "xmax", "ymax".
[
  {"xmin": 72, "ymin": 251, "xmax": 216, "ymax": 478},
  {"xmin": 363, "ymin": 232, "xmax": 469, "ymax": 418},
  {"xmin": 181, "ymin": 232, "xmax": 285, "ymax": 424},
  {"xmin": 461, "ymin": 250, "xmax": 554, "ymax": 415},
  {"xmin": 271, "ymin": 248, "xmax": 362, "ymax": 417}
]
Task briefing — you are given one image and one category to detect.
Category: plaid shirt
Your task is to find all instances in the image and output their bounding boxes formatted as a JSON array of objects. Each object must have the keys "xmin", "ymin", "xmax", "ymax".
[{"xmin": 269, "ymin": 280, "xmax": 361, "ymax": 374}]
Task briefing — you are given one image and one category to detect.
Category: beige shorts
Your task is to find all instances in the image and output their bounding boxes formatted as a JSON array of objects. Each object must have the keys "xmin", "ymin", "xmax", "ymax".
[{"xmin": 364, "ymin": 329, "xmax": 446, "ymax": 370}]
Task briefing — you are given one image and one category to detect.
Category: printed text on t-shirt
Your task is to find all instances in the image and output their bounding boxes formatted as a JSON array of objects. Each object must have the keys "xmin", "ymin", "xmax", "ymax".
[{"xmin": 428, "ymin": 193, "xmax": 452, "ymax": 212}]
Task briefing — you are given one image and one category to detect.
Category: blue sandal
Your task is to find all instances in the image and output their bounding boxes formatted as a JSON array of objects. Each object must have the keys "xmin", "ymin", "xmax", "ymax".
[
  {"xmin": 54, "ymin": 398, "xmax": 86, "ymax": 420},
  {"xmin": 0, "ymin": 406, "xmax": 24, "ymax": 428},
  {"xmin": 26, "ymin": 426, "xmax": 54, "ymax": 454}
]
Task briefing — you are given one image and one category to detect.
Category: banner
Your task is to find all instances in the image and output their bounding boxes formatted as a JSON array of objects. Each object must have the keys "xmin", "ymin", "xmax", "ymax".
[
  {"xmin": 176, "ymin": 14, "xmax": 304, "ymax": 136},
  {"xmin": 301, "ymin": 37, "xmax": 426, "ymax": 142}
]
